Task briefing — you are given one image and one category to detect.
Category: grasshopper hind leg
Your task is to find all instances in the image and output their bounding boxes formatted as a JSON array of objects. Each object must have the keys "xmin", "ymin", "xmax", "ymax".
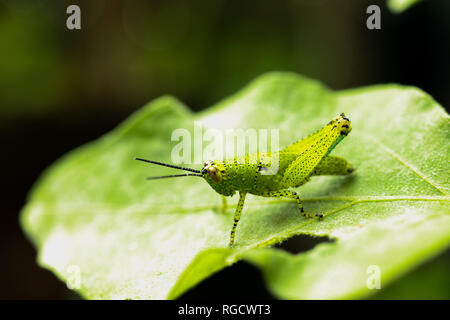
[{"xmin": 260, "ymin": 190, "xmax": 323, "ymax": 220}]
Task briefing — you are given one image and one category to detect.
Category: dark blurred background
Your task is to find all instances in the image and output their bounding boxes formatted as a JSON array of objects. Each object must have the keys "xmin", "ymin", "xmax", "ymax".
[{"xmin": 0, "ymin": 0, "xmax": 449, "ymax": 299}]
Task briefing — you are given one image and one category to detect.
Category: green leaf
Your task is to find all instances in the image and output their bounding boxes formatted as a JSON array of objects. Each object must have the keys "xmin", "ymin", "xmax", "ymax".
[
  {"xmin": 387, "ymin": 0, "xmax": 423, "ymax": 13},
  {"xmin": 21, "ymin": 72, "xmax": 450, "ymax": 299},
  {"xmin": 370, "ymin": 251, "xmax": 450, "ymax": 299}
]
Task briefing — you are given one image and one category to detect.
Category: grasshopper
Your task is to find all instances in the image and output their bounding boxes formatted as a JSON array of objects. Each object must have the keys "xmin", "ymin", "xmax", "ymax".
[{"xmin": 137, "ymin": 113, "xmax": 354, "ymax": 246}]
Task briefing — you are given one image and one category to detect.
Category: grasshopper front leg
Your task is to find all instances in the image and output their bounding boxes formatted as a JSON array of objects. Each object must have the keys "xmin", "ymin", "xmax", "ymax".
[
  {"xmin": 221, "ymin": 195, "xmax": 228, "ymax": 214},
  {"xmin": 229, "ymin": 192, "xmax": 246, "ymax": 247}
]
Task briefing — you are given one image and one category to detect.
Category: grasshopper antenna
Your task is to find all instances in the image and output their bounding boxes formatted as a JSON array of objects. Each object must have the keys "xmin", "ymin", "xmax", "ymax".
[
  {"xmin": 135, "ymin": 157, "xmax": 201, "ymax": 174},
  {"xmin": 146, "ymin": 173, "xmax": 202, "ymax": 180}
]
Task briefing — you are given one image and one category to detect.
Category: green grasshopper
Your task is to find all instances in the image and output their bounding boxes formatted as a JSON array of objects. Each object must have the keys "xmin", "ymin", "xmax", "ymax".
[{"xmin": 137, "ymin": 113, "xmax": 354, "ymax": 247}]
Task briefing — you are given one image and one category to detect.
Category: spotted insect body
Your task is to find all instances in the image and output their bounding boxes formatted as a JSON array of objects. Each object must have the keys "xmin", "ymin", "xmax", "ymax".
[{"xmin": 137, "ymin": 113, "xmax": 354, "ymax": 247}]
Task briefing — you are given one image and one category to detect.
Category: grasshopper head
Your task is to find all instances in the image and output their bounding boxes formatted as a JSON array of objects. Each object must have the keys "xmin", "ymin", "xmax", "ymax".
[
  {"xmin": 201, "ymin": 160, "xmax": 235, "ymax": 196},
  {"xmin": 201, "ymin": 160, "xmax": 223, "ymax": 183}
]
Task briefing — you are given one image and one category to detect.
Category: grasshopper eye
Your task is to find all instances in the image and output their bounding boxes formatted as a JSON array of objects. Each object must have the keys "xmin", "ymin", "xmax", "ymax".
[{"xmin": 207, "ymin": 165, "xmax": 222, "ymax": 183}]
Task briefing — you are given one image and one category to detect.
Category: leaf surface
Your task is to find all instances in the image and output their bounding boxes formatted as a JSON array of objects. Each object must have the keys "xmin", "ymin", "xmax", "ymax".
[{"xmin": 21, "ymin": 72, "xmax": 450, "ymax": 299}]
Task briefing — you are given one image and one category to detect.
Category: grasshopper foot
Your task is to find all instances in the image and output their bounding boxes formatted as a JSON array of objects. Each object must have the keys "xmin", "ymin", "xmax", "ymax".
[
  {"xmin": 300, "ymin": 207, "xmax": 307, "ymax": 218},
  {"xmin": 302, "ymin": 212, "xmax": 323, "ymax": 220},
  {"xmin": 301, "ymin": 211, "xmax": 314, "ymax": 219}
]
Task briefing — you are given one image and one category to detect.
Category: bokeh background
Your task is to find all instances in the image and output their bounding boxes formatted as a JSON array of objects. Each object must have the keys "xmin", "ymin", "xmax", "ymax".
[{"xmin": 1, "ymin": 0, "xmax": 449, "ymax": 299}]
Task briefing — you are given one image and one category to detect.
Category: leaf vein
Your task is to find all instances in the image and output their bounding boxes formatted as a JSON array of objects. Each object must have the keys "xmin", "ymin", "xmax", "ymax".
[{"xmin": 363, "ymin": 134, "xmax": 448, "ymax": 195}]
